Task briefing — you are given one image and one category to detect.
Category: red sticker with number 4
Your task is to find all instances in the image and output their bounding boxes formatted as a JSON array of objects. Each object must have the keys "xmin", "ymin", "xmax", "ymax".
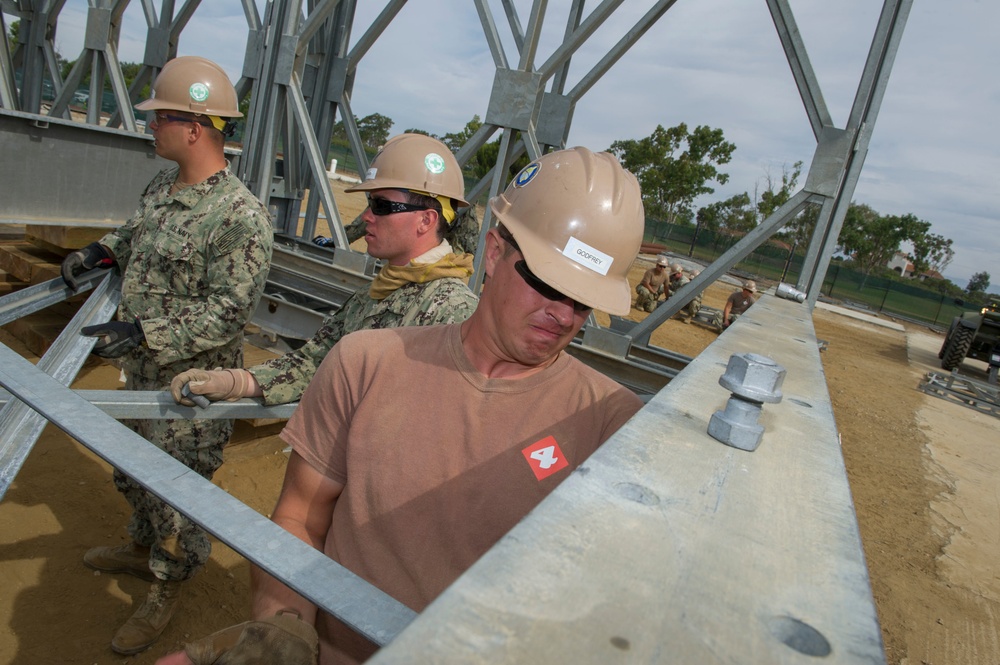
[{"xmin": 522, "ymin": 436, "xmax": 568, "ymax": 481}]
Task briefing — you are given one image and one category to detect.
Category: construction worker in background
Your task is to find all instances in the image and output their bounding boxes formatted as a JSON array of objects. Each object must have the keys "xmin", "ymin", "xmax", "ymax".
[
  {"xmin": 680, "ymin": 269, "xmax": 703, "ymax": 323},
  {"xmin": 668, "ymin": 263, "xmax": 689, "ymax": 293},
  {"xmin": 717, "ymin": 279, "xmax": 758, "ymax": 330},
  {"xmin": 169, "ymin": 133, "xmax": 479, "ymax": 407},
  {"xmin": 156, "ymin": 147, "xmax": 646, "ymax": 665},
  {"xmin": 635, "ymin": 255, "xmax": 670, "ymax": 312},
  {"xmin": 60, "ymin": 56, "xmax": 274, "ymax": 655}
]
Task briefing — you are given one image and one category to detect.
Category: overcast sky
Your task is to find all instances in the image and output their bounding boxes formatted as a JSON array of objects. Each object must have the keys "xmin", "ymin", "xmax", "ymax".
[{"xmin": 40, "ymin": 0, "xmax": 999, "ymax": 288}]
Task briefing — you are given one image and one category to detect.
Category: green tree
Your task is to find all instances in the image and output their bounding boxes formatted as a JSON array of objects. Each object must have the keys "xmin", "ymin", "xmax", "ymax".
[
  {"xmin": 755, "ymin": 161, "xmax": 802, "ymax": 221},
  {"xmin": 967, "ymin": 271, "xmax": 990, "ymax": 294},
  {"xmin": 442, "ymin": 116, "xmax": 529, "ymax": 184},
  {"xmin": 442, "ymin": 115, "xmax": 491, "ymax": 179},
  {"xmin": 440, "ymin": 115, "xmax": 482, "ymax": 152},
  {"xmin": 778, "ymin": 202, "xmax": 820, "ymax": 251},
  {"xmin": 909, "ymin": 232, "xmax": 954, "ymax": 276},
  {"xmin": 331, "ymin": 112, "xmax": 394, "ymax": 150},
  {"xmin": 609, "ymin": 122, "xmax": 736, "ymax": 227},
  {"xmin": 837, "ymin": 204, "xmax": 930, "ymax": 278},
  {"xmin": 696, "ymin": 193, "xmax": 754, "ymax": 251},
  {"xmin": 357, "ymin": 112, "xmax": 393, "ymax": 149}
]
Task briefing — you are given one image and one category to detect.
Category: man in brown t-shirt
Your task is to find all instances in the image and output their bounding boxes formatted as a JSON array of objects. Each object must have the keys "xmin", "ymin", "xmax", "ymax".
[
  {"xmin": 635, "ymin": 255, "xmax": 670, "ymax": 312},
  {"xmin": 164, "ymin": 148, "xmax": 647, "ymax": 664},
  {"xmin": 718, "ymin": 280, "xmax": 758, "ymax": 330}
]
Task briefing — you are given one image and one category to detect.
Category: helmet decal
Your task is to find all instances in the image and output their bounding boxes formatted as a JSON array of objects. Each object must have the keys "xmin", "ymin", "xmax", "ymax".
[
  {"xmin": 513, "ymin": 162, "xmax": 540, "ymax": 188},
  {"xmin": 424, "ymin": 153, "xmax": 446, "ymax": 174},
  {"xmin": 562, "ymin": 237, "xmax": 613, "ymax": 276},
  {"xmin": 189, "ymin": 82, "xmax": 210, "ymax": 102}
]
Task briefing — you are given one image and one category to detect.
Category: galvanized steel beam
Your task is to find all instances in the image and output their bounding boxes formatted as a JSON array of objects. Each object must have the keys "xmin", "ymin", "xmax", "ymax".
[
  {"xmin": 0, "ymin": 273, "xmax": 105, "ymax": 326},
  {"xmin": 0, "ymin": 389, "xmax": 297, "ymax": 420},
  {"xmin": 0, "ymin": 109, "xmax": 163, "ymax": 225},
  {"xmin": 797, "ymin": 0, "xmax": 912, "ymax": 305},
  {"xmin": 0, "ymin": 272, "xmax": 122, "ymax": 500}
]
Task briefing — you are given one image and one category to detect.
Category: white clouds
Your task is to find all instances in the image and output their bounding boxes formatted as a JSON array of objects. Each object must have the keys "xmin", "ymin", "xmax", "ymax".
[{"xmin": 27, "ymin": 0, "xmax": 999, "ymax": 283}]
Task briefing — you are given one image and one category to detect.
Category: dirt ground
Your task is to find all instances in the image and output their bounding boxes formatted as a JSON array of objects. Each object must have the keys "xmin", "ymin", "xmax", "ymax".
[{"xmin": 1, "ymin": 216, "xmax": 998, "ymax": 662}]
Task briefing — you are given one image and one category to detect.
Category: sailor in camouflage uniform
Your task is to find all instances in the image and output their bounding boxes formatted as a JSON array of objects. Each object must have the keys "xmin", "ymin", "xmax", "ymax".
[
  {"xmin": 171, "ymin": 133, "xmax": 478, "ymax": 407},
  {"xmin": 60, "ymin": 56, "xmax": 273, "ymax": 656}
]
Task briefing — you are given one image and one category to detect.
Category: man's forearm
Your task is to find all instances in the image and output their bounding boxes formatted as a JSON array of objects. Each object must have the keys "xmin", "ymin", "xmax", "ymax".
[
  {"xmin": 250, "ymin": 511, "xmax": 322, "ymax": 624},
  {"xmin": 244, "ymin": 371, "xmax": 264, "ymax": 397},
  {"xmin": 250, "ymin": 563, "xmax": 319, "ymax": 626},
  {"xmin": 250, "ymin": 483, "xmax": 337, "ymax": 628}
]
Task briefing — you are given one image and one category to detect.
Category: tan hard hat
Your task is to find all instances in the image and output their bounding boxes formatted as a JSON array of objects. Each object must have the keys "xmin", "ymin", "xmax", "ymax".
[
  {"xmin": 489, "ymin": 147, "xmax": 644, "ymax": 315},
  {"xmin": 671, "ymin": 263, "xmax": 683, "ymax": 273},
  {"xmin": 345, "ymin": 133, "xmax": 469, "ymax": 207},
  {"xmin": 135, "ymin": 56, "xmax": 242, "ymax": 118},
  {"xmin": 744, "ymin": 280, "xmax": 757, "ymax": 292},
  {"xmin": 656, "ymin": 256, "xmax": 669, "ymax": 267}
]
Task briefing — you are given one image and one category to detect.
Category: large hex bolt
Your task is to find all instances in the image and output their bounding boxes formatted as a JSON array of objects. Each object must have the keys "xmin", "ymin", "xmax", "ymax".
[{"xmin": 708, "ymin": 353, "xmax": 786, "ymax": 451}]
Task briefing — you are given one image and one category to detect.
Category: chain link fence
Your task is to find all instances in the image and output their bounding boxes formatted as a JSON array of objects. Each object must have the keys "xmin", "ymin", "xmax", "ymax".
[{"xmin": 648, "ymin": 220, "xmax": 968, "ymax": 330}]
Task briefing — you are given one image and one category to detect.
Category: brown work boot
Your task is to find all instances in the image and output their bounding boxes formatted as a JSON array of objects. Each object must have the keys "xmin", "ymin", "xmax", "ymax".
[
  {"xmin": 111, "ymin": 579, "xmax": 183, "ymax": 655},
  {"xmin": 84, "ymin": 542, "xmax": 155, "ymax": 582}
]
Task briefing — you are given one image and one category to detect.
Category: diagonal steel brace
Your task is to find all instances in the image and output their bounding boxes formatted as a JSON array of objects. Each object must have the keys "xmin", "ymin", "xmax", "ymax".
[{"xmin": 0, "ymin": 272, "xmax": 122, "ymax": 499}]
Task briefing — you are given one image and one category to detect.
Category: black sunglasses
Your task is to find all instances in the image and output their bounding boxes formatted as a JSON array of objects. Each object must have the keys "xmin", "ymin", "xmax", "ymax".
[
  {"xmin": 366, "ymin": 194, "xmax": 431, "ymax": 217},
  {"xmin": 153, "ymin": 111, "xmax": 214, "ymax": 129},
  {"xmin": 496, "ymin": 226, "xmax": 592, "ymax": 312},
  {"xmin": 513, "ymin": 260, "xmax": 592, "ymax": 312}
]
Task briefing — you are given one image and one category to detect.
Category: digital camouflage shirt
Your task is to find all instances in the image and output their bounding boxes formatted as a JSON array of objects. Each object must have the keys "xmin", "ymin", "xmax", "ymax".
[
  {"xmin": 101, "ymin": 164, "xmax": 274, "ymax": 384},
  {"xmin": 250, "ymin": 276, "xmax": 478, "ymax": 404}
]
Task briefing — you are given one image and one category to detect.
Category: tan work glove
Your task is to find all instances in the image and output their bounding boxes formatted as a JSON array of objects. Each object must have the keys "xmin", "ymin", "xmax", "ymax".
[
  {"xmin": 170, "ymin": 368, "xmax": 253, "ymax": 405},
  {"xmin": 184, "ymin": 611, "xmax": 319, "ymax": 665}
]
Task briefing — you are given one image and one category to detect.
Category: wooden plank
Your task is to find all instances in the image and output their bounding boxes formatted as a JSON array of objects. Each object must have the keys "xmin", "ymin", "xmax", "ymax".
[
  {"xmin": 25, "ymin": 225, "xmax": 108, "ymax": 253},
  {"xmin": 1, "ymin": 309, "xmax": 68, "ymax": 357},
  {"xmin": 0, "ymin": 224, "xmax": 25, "ymax": 241},
  {"xmin": 0, "ymin": 242, "xmax": 62, "ymax": 283}
]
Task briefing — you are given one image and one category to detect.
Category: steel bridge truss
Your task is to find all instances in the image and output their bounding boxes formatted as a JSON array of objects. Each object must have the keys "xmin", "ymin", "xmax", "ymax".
[{"xmin": 0, "ymin": 1, "xmax": 911, "ymax": 661}]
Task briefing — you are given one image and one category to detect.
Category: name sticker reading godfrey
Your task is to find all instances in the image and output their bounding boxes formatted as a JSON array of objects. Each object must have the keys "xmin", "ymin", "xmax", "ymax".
[
  {"xmin": 563, "ymin": 237, "xmax": 613, "ymax": 276},
  {"xmin": 522, "ymin": 435, "xmax": 569, "ymax": 481}
]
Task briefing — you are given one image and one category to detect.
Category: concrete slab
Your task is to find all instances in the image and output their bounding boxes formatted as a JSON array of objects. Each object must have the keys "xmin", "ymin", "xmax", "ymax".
[{"xmin": 815, "ymin": 300, "xmax": 905, "ymax": 331}]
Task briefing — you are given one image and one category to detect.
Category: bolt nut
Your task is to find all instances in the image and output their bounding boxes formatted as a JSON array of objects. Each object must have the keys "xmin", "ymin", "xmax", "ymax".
[{"xmin": 718, "ymin": 353, "xmax": 786, "ymax": 404}]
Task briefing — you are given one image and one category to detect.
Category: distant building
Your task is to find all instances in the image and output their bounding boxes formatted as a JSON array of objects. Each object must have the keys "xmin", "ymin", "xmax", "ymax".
[
  {"xmin": 887, "ymin": 251, "xmax": 943, "ymax": 282},
  {"xmin": 887, "ymin": 252, "xmax": 914, "ymax": 277},
  {"xmin": 916, "ymin": 269, "xmax": 944, "ymax": 282}
]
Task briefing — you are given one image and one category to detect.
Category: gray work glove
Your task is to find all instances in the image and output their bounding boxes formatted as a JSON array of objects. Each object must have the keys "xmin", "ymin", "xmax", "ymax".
[
  {"xmin": 183, "ymin": 611, "xmax": 319, "ymax": 665},
  {"xmin": 61, "ymin": 242, "xmax": 114, "ymax": 290}
]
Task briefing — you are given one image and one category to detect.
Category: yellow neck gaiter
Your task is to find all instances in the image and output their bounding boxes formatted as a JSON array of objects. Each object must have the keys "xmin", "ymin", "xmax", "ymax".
[{"xmin": 369, "ymin": 252, "xmax": 474, "ymax": 300}]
